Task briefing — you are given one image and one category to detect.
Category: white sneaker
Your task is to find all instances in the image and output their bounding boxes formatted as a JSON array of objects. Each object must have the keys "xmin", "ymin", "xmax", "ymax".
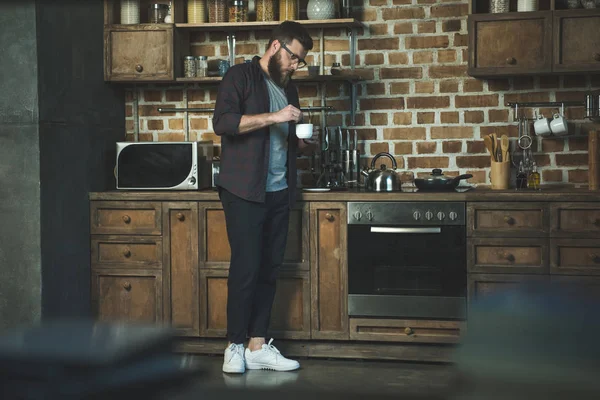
[
  {"xmin": 222, "ymin": 343, "xmax": 245, "ymax": 374},
  {"xmin": 244, "ymin": 338, "xmax": 300, "ymax": 372}
]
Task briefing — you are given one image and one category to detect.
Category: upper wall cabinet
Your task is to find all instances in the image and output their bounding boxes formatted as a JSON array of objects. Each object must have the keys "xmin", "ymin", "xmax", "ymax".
[{"xmin": 468, "ymin": 0, "xmax": 600, "ymax": 78}]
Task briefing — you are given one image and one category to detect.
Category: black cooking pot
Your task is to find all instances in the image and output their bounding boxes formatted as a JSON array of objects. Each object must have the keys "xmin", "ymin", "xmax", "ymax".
[{"xmin": 414, "ymin": 169, "xmax": 473, "ymax": 191}]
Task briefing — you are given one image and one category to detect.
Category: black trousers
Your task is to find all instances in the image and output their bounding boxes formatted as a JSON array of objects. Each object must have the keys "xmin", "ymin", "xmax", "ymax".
[{"xmin": 219, "ymin": 187, "xmax": 290, "ymax": 344}]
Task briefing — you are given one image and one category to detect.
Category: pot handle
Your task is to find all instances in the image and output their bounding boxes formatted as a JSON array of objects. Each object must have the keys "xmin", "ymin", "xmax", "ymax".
[
  {"xmin": 371, "ymin": 152, "xmax": 398, "ymax": 170},
  {"xmin": 452, "ymin": 173, "xmax": 473, "ymax": 182}
]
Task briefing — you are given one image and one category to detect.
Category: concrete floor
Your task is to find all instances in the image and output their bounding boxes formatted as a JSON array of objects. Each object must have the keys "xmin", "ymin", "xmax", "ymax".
[{"xmin": 164, "ymin": 355, "xmax": 457, "ymax": 400}]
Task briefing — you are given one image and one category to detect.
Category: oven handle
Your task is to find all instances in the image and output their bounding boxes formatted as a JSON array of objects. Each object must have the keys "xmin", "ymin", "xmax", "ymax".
[{"xmin": 370, "ymin": 227, "xmax": 442, "ymax": 234}]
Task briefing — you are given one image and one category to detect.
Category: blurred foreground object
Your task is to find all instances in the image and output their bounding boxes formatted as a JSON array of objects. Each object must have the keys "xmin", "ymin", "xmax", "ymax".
[
  {"xmin": 452, "ymin": 281, "xmax": 600, "ymax": 400},
  {"xmin": 0, "ymin": 320, "xmax": 201, "ymax": 399}
]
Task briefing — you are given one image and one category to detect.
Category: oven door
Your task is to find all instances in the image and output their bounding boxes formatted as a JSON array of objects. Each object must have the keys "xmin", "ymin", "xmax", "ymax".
[{"xmin": 347, "ymin": 225, "xmax": 467, "ymax": 320}]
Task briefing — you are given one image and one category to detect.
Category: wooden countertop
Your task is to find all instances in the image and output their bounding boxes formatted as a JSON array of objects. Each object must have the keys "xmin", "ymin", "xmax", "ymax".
[{"xmin": 90, "ymin": 185, "xmax": 600, "ymax": 202}]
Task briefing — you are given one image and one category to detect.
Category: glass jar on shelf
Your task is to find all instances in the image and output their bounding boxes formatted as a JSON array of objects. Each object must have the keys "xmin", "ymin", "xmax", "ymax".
[
  {"xmin": 208, "ymin": 0, "xmax": 228, "ymax": 23},
  {"xmin": 120, "ymin": 0, "xmax": 140, "ymax": 24},
  {"xmin": 148, "ymin": 3, "xmax": 169, "ymax": 23},
  {"xmin": 256, "ymin": 0, "xmax": 276, "ymax": 21},
  {"xmin": 196, "ymin": 56, "xmax": 208, "ymax": 77},
  {"xmin": 229, "ymin": 0, "xmax": 248, "ymax": 22},
  {"xmin": 279, "ymin": 0, "xmax": 298, "ymax": 21},
  {"xmin": 184, "ymin": 56, "xmax": 197, "ymax": 78},
  {"xmin": 188, "ymin": 0, "xmax": 207, "ymax": 23}
]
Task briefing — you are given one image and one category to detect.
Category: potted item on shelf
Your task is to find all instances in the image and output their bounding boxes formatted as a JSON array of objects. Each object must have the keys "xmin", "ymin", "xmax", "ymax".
[{"xmin": 307, "ymin": 0, "xmax": 336, "ymax": 20}]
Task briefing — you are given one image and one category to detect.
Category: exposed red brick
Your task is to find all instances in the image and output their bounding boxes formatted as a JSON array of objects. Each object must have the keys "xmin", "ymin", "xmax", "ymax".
[
  {"xmin": 463, "ymin": 79, "xmax": 484, "ymax": 92},
  {"xmin": 125, "ymin": 105, "xmax": 133, "ymax": 118},
  {"xmin": 190, "ymin": 118, "xmax": 208, "ymax": 130},
  {"xmin": 138, "ymin": 133, "xmax": 153, "ymax": 141},
  {"xmin": 405, "ymin": 36, "xmax": 449, "ymax": 49},
  {"xmin": 144, "ymin": 90, "xmax": 162, "ymax": 102},
  {"xmin": 369, "ymin": 23, "xmax": 391, "ymax": 36},
  {"xmin": 366, "ymin": 83, "xmax": 386, "ymax": 95},
  {"xmin": 480, "ymin": 125, "xmax": 519, "ymax": 138},
  {"xmin": 370, "ymin": 0, "xmax": 389, "ymax": 6},
  {"xmin": 188, "ymin": 90, "xmax": 207, "ymax": 102},
  {"xmin": 389, "ymin": 52, "xmax": 409, "ymax": 64},
  {"xmin": 358, "ymin": 37, "xmax": 400, "ymax": 51},
  {"xmin": 125, "ymin": 120, "xmax": 134, "ymax": 132},
  {"xmin": 456, "ymin": 155, "xmax": 491, "ymax": 168},
  {"xmin": 504, "ymin": 92, "xmax": 550, "ymax": 104},
  {"xmin": 168, "ymin": 119, "xmax": 184, "ymax": 130},
  {"xmin": 407, "ymin": 96, "xmax": 450, "ymax": 109},
  {"xmin": 383, "ymin": 127, "xmax": 426, "ymax": 140},
  {"xmin": 512, "ymin": 77, "xmax": 535, "ymax": 90},
  {"xmin": 418, "ymin": 21, "xmax": 436, "ymax": 34},
  {"xmin": 543, "ymin": 170, "xmax": 564, "ymax": 182},
  {"xmin": 556, "ymin": 154, "xmax": 588, "ymax": 166},
  {"xmin": 539, "ymin": 76, "xmax": 560, "ymax": 89},
  {"xmin": 394, "ymin": 22, "xmax": 414, "ymax": 35},
  {"xmin": 431, "ymin": 126, "xmax": 474, "ymax": 139},
  {"xmin": 569, "ymin": 136, "xmax": 588, "ymax": 151},
  {"xmin": 489, "ymin": 109, "xmax": 509, "ymax": 123},
  {"xmin": 125, "ymin": 90, "xmax": 135, "ymax": 102},
  {"xmin": 355, "ymin": 129, "xmax": 378, "ymax": 141},
  {"xmin": 370, "ymin": 113, "xmax": 388, "ymax": 125},
  {"xmin": 564, "ymin": 75, "xmax": 587, "ymax": 88},
  {"xmin": 365, "ymin": 53, "xmax": 385, "ymax": 65},
  {"xmin": 370, "ymin": 142, "xmax": 390, "ymax": 155},
  {"xmin": 394, "ymin": 142, "xmax": 413, "ymax": 154},
  {"xmin": 438, "ymin": 49, "xmax": 456, "ymax": 63},
  {"xmin": 466, "ymin": 140, "xmax": 487, "ymax": 154},
  {"xmin": 455, "ymin": 94, "xmax": 499, "ymax": 108},
  {"xmin": 556, "ymin": 91, "xmax": 589, "ymax": 102},
  {"xmin": 158, "ymin": 132, "xmax": 185, "ymax": 141},
  {"xmin": 380, "ymin": 67, "xmax": 422, "ymax": 79},
  {"xmin": 412, "ymin": 51, "xmax": 434, "ymax": 64},
  {"xmin": 298, "ymin": 86, "xmax": 318, "ymax": 98},
  {"xmin": 361, "ymin": 98, "xmax": 405, "ymax": 111},
  {"xmin": 190, "ymin": 45, "xmax": 217, "ymax": 57},
  {"xmin": 541, "ymin": 138, "xmax": 566, "ymax": 152},
  {"xmin": 429, "ymin": 65, "xmax": 467, "ymax": 78},
  {"xmin": 415, "ymin": 82, "xmax": 435, "ymax": 94},
  {"xmin": 407, "ymin": 156, "xmax": 449, "ymax": 169},
  {"xmin": 568, "ymin": 169, "xmax": 588, "ymax": 183},
  {"xmin": 390, "ymin": 82, "xmax": 410, "ymax": 94},
  {"xmin": 464, "ymin": 111, "xmax": 484, "ymax": 124},
  {"xmin": 324, "ymin": 39, "xmax": 349, "ymax": 52},
  {"xmin": 393, "ymin": 0, "xmax": 413, "ymax": 4},
  {"xmin": 440, "ymin": 80, "xmax": 459, "ymax": 93},
  {"xmin": 430, "ymin": 4, "xmax": 468, "ymax": 17},
  {"xmin": 487, "ymin": 79, "xmax": 510, "ymax": 91},
  {"xmin": 466, "ymin": 170, "xmax": 486, "ymax": 184},
  {"xmin": 441, "ymin": 112, "xmax": 459, "ymax": 123},
  {"xmin": 139, "ymin": 104, "xmax": 177, "ymax": 117},
  {"xmin": 166, "ymin": 90, "xmax": 183, "ymax": 102},
  {"xmin": 442, "ymin": 20, "xmax": 462, "ymax": 32},
  {"xmin": 382, "ymin": 7, "xmax": 426, "ymax": 20},
  {"xmin": 417, "ymin": 142, "xmax": 437, "ymax": 154},
  {"xmin": 453, "ymin": 33, "xmax": 468, "ymax": 47},
  {"xmin": 443, "ymin": 141, "xmax": 462, "ymax": 153},
  {"xmin": 393, "ymin": 112, "xmax": 412, "ymax": 125},
  {"xmin": 417, "ymin": 112, "xmax": 435, "ymax": 124}
]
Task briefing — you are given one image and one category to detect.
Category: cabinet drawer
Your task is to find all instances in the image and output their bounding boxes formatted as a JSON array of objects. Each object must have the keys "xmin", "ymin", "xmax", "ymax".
[
  {"xmin": 468, "ymin": 238, "xmax": 548, "ymax": 274},
  {"xmin": 349, "ymin": 318, "xmax": 465, "ymax": 344},
  {"xmin": 91, "ymin": 201, "xmax": 162, "ymax": 235},
  {"xmin": 553, "ymin": 10, "xmax": 600, "ymax": 73},
  {"xmin": 550, "ymin": 203, "xmax": 600, "ymax": 238},
  {"xmin": 91, "ymin": 236, "xmax": 162, "ymax": 268},
  {"xmin": 468, "ymin": 273, "xmax": 549, "ymax": 302},
  {"xmin": 467, "ymin": 202, "xmax": 549, "ymax": 237},
  {"xmin": 550, "ymin": 239, "xmax": 600, "ymax": 276}
]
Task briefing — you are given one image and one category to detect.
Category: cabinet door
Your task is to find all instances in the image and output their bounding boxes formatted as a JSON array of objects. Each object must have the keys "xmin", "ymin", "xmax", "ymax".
[
  {"xmin": 163, "ymin": 202, "xmax": 199, "ymax": 336},
  {"xmin": 468, "ymin": 12, "xmax": 552, "ymax": 77},
  {"xmin": 553, "ymin": 10, "xmax": 600, "ymax": 73},
  {"xmin": 200, "ymin": 202, "xmax": 309, "ymax": 271},
  {"xmin": 92, "ymin": 269, "xmax": 162, "ymax": 323},
  {"xmin": 468, "ymin": 273, "xmax": 549, "ymax": 303},
  {"xmin": 104, "ymin": 25, "xmax": 174, "ymax": 81},
  {"xmin": 310, "ymin": 202, "xmax": 349, "ymax": 340},
  {"xmin": 198, "ymin": 269, "xmax": 311, "ymax": 339}
]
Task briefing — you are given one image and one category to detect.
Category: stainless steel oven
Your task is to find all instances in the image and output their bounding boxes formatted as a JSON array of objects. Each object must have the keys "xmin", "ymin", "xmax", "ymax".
[{"xmin": 347, "ymin": 202, "xmax": 467, "ymax": 320}]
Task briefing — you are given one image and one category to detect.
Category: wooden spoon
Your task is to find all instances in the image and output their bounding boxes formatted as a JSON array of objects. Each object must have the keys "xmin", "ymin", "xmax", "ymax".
[
  {"xmin": 501, "ymin": 135, "xmax": 510, "ymax": 162},
  {"xmin": 491, "ymin": 133, "xmax": 498, "ymax": 161},
  {"xmin": 484, "ymin": 135, "xmax": 495, "ymax": 161}
]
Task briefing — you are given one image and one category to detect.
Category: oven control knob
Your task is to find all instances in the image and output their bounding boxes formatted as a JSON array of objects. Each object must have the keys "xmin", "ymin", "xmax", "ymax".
[
  {"xmin": 413, "ymin": 211, "xmax": 422, "ymax": 221},
  {"xmin": 449, "ymin": 211, "xmax": 458, "ymax": 221},
  {"xmin": 437, "ymin": 211, "xmax": 445, "ymax": 220},
  {"xmin": 354, "ymin": 211, "xmax": 362, "ymax": 221},
  {"xmin": 366, "ymin": 210, "xmax": 374, "ymax": 221},
  {"xmin": 425, "ymin": 211, "xmax": 434, "ymax": 221}
]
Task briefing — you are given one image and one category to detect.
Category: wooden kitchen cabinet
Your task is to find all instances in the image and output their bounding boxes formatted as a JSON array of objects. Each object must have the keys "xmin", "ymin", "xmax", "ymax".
[
  {"xmin": 90, "ymin": 201, "xmax": 162, "ymax": 236},
  {"xmin": 550, "ymin": 202, "xmax": 600, "ymax": 238},
  {"xmin": 468, "ymin": 273, "xmax": 549, "ymax": 302},
  {"xmin": 310, "ymin": 202, "xmax": 349, "ymax": 340},
  {"xmin": 468, "ymin": 237, "xmax": 549, "ymax": 274},
  {"xmin": 550, "ymin": 238, "xmax": 600, "ymax": 276},
  {"xmin": 553, "ymin": 10, "xmax": 600, "ymax": 73},
  {"xmin": 467, "ymin": 202, "xmax": 549, "ymax": 238},
  {"xmin": 162, "ymin": 202, "xmax": 200, "ymax": 336},
  {"xmin": 468, "ymin": 12, "xmax": 553, "ymax": 77},
  {"xmin": 198, "ymin": 269, "xmax": 311, "ymax": 339}
]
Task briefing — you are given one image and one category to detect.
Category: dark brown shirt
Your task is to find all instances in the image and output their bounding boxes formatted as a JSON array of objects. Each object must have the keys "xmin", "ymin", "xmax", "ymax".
[{"xmin": 213, "ymin": 56, "xmax": 300, "ymax": 208}]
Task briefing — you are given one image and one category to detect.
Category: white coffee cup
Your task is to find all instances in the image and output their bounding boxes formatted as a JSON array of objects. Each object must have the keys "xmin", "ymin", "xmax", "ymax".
[
  {"xmin": 533, "ymin": 115, "xmax": 551, "ymax": 136},
  {"xmin": 549, "ymin": 113, "xmax": 568, "ymax": 136},
  {"xmin": 296, "ymin": 123, "xmax": 313, "ymax": 139}
]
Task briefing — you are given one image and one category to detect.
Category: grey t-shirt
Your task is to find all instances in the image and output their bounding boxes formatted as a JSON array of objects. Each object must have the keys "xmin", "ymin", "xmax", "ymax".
[{"xmin": 263, "ymin": 75, "xmax": 289, "ymax": 192}]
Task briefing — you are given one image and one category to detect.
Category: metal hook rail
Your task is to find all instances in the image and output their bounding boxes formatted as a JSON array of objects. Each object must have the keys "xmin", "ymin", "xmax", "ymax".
[
  {"xmin": 157, "ymin": 106, "xmax": 335, "ymax": 113},
  {"xmin": 507, "ymin": 101, "xmax": 586, "ymax": 122}
]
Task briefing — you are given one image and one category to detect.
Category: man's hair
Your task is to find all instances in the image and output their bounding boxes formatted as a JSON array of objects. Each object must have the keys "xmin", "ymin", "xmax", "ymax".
[{"xmin": 268, "ymin": 21, "xmax": 314, "ymax": 52}]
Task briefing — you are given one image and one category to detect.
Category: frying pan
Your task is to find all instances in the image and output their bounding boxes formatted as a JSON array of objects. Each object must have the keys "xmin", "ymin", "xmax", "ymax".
[{"xmin": 414, "ymin": 169, "xmax": 473, "ymax": 191}]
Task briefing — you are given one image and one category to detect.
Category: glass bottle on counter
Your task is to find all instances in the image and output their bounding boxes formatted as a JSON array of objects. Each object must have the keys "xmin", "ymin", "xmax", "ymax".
[
  {"xmin": 516, "ymin": 160, "xmax": 527, "ymax": 189},
  {"xmin": 527, "ymin": 162, "xmax": 540, "ymax": 190},
  {"xmin": 279, "ymin": 0, "xmax": 298, "ymax": 21}
]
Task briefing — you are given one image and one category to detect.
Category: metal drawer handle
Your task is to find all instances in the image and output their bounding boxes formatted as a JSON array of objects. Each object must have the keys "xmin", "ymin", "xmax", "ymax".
[
  {"xmin": 325, "ymin": 213, "xmax": 335, "ymax": 222},
  {"xmin": 504, "ymin": 216, "xmax": 515, "ymax": 225},
  {"xmin": 135, "ymin": 64, "xmax": 144, "ymax": 73},
  {"xmin": 590, "ymin": 254, "xmax": 600, "ymax": 264},
  {"xmin": 404, "ymin": 327, "xmax": 413, "ymax": 335},
  {"xmin": 123, "ymin": 249, "xmax": 131, "ymax": 258},
  {"xmin": 122, "ymin": 215, "xmax": 131, "ymax": 224},
  {"xmin": 506, "ymin": 57, "xmax": 516, "ymax": 65},
  {"xmin": 176, "ymin": 212, "xmax": 185, "ymax": 221},
  {"xmin": 503, "ymin": 253, "xmax": 515, "ymax": 263},
  {"xmin": 123, "ymin": 281, "xmax": 132, "ymax": 291}
]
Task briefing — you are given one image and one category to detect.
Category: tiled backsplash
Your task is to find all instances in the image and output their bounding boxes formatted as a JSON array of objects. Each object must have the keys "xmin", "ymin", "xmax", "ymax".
[{"xmin": 124, "ymin": 0, "xmax": 600, "ymax": 187}]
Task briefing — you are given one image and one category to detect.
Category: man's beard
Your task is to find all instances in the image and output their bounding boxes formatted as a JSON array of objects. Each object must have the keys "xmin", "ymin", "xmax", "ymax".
[{"xmin": 268, "ymin": 50, "xmax": 293, "ymax": 88}]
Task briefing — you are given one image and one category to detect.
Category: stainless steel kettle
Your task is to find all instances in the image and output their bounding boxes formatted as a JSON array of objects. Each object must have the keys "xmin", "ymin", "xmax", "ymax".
[{"xmin": 361, "ymin": 152, "xmax": 401, "ymax": 192}]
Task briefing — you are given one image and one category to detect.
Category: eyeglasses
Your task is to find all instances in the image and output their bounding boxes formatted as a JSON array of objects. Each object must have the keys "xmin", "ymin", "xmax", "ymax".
[{"xmin": 279, "ymin": 41, "xmax": 307, "ymax": 69}]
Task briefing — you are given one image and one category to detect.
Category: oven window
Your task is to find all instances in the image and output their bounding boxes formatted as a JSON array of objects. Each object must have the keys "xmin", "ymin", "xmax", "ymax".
[{"xmin": 347, "ymin": 225, "xmax": 466, "ymax": 298}]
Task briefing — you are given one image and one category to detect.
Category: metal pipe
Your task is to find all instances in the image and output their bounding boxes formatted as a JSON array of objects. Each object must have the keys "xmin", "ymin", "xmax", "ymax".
[
  {"xmin": 157, "ymin": 106, "xmax": 335, "ymax": 113},
  {"xmin": 506, "ymin": 101, "xmax": 585, "ymax": 108}
]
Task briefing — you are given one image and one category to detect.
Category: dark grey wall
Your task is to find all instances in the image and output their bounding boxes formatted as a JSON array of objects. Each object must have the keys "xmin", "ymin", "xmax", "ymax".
[
  {"xmin": 36, "ymin": 1, "xmax": 124, "ymax": 319},
  {"xmin": 0, "ymin": 1, "xmax": 42, "ymax": 332},
  {"xmin": 0, "ymin": 0, "xmax": 124, "ymax": 330}
]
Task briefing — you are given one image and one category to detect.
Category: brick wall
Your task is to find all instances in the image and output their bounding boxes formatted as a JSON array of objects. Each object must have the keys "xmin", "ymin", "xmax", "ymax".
[{"xmin": 124, "ymin": 0, "xmax": 600, "ymax": 187}]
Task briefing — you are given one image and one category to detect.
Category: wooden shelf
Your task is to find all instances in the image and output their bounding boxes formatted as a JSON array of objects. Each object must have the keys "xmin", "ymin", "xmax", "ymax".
[
  {"xmin": 175, "ymin": 74, "xmax": 364, "ymax": 83},
  {"xmin": 174, "ymin": 19, "xmax": 364, "ymax": 31}
]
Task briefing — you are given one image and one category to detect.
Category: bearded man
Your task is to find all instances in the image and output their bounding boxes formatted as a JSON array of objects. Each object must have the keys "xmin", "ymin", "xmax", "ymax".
[{"xmin": 212, "ymin": 21, "xmax": 314, "ymax": 374}]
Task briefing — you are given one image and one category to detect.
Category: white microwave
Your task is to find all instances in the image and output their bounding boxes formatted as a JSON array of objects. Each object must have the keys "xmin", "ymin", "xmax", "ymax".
[{"xmin": 115, "ymin": 141, "xmax": 213, "ymax": 190}]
